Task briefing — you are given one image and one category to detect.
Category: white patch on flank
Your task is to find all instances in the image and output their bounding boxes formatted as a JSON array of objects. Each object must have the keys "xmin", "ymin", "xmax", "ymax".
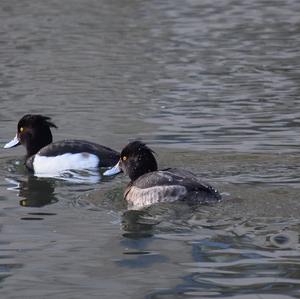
[{"xmin": 33, "ymin": 153, "xmax": 99, "ymax": 175}]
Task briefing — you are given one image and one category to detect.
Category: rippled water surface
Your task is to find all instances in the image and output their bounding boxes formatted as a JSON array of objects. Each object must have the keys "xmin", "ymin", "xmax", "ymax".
[{"xmin": 0, "ymin": 0, "xmax": 299, "ymax": 298}]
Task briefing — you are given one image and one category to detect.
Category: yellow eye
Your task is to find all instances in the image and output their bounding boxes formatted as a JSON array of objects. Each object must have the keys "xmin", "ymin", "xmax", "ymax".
[
  {"xmin": 122, "ymin": 156, "xmax": 127, "ymax": 161},
  {"xmin": 20, "ymin": 127, "xmax": 24, "ymax": 132}
]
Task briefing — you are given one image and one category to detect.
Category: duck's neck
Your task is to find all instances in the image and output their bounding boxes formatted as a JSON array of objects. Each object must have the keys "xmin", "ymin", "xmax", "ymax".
[
  {"xmin": 25, "ymin": 129, "xmax": 53, "ymax": 157},
  {"xmin": 129, "ymin": 153, "xmax": 158, "ymax": 181}
]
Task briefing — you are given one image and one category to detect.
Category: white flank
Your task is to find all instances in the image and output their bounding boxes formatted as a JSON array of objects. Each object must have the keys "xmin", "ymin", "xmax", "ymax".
[{"xmin": 33, "ymin": 153, "xmax": 99, "ymax": 175}]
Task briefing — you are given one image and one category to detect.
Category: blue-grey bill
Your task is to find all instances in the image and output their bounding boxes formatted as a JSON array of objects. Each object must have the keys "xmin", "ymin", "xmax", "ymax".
[
  {"xmin": 103, "ymin": 162, "xmax": 121, "ymax": 176},
  {"xmin": 4, "ymin": 135, "xmax": 20, "ymax": 149}
]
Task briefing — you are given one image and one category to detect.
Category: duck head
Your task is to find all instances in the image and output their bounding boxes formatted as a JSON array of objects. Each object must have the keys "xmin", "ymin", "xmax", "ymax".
[
  {"xmin": 104, "ymin": 141, "xmax": 158, "ymax": 181},
  {"xmin": 4, "ymin": 114, "xmax": 57, "ymax": 157}
]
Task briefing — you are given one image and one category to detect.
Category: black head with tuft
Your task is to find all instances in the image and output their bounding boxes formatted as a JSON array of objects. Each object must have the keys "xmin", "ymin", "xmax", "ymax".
[
  {"xmin": 119, "ymin": 141, "xmax": 158, "ymax": 181},
  {"xmin": 17, "ymin": 114, "xmax": 57, "ymax": 156}
]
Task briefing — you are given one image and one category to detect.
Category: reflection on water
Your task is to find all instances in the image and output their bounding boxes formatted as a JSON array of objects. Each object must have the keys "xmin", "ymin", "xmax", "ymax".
[
  {"xmin": 0, "ymin": 0, "xmax": 299, "ymax": 298},
  {"xmin": 2, "ymin": 151, "xmax": 299, "ymax": 298},
  {"xmin": 5, "ymin": 169, "xmax": 103, "ymax": 208},
  {"xmin": 122, "ymin": 210, "xmax": 157, "ymax": 239},
  {"xmin": 34, "ymin": 168, "xmax": 102, "ymax": 184},
  {"xmin": 121, "ymin": 205, "xmax": 300, "ymax": 299},
  {"xmin": 6, "ymin": 176, "xmax": 58, "ymax": 207}
]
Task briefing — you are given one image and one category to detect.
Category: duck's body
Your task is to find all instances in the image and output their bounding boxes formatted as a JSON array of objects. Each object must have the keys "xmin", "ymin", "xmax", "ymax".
[
  {"xmin": 4, "ymin": 114, "xmax": 119, "ymax": 175},
  {"xmin": 104, "ymin": 141, "xmax": 221, "ymax": 209},
  {"xmin": 124, "ymin": 168, "xmax": 221, "ymax": 209},
  {"xmin": 25, "ymin": 139, "xmax": 119, "ymax": 173}
]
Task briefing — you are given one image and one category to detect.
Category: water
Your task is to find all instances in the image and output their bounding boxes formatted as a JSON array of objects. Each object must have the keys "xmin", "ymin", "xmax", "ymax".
[{"xmin": 0, "ymin": 0, "xmax": 300, "ymax": 298}]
